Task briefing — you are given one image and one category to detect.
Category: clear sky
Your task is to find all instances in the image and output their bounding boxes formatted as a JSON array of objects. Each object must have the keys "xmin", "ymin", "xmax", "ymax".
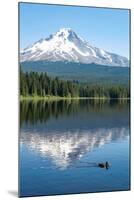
[{"xmin": 19, "ymin": 2, "xmax": 130, "ymax": 58}]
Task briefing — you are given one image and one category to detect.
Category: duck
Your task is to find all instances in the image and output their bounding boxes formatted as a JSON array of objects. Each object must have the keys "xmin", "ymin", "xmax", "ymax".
[{"xmin": 98, "ymin": 161, "xmax": 110, "ymax": 169}]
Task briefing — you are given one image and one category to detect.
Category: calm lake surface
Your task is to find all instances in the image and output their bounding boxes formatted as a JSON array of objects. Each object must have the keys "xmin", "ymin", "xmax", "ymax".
[{"xmin": 19, "ymin": 99, "xmax": 130, "ymax": 197}]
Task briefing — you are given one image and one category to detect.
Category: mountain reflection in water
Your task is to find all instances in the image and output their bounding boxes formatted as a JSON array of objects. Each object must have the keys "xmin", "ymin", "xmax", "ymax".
[
  {"xmin": 20, "ymin": 99, "xmax": 129, "ymax": 169},
  {"xmin": 20, "ymin": 127, "xmax": 129, "ymax": 169}
]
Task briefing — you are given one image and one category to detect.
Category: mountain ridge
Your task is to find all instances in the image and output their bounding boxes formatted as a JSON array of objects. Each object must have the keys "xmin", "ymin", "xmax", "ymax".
[
  {"xmin": 21, "ymin": 61, "xmax": 129, "ymax": 86},
  {"xmin": 20, "ymin": 28, "xmax": 129, "ymax": 67}
]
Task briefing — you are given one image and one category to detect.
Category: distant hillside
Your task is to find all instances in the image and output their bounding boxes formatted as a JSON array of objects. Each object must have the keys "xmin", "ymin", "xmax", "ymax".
[{"xmin": 21, "ymin": 61, "xmax": 130, "ymax": 86}]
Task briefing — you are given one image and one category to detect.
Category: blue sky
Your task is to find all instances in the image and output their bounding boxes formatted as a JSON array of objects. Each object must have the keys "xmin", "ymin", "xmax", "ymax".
[{"xmin": 19, "ymin": 3, "xmax": 130, "ymax": 58}]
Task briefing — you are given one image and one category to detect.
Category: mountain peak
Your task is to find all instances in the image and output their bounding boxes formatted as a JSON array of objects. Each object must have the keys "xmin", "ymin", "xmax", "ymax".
[
  {"xmin": 57, "ymin": 27, "xmax": 73, "ymax": 33},
  {"xmin": 54, "ymin": 28, "xmax": 79, "ymax": 41},
  {"xmin": 20, "ymin": 28, "xmax": 129, "ymax": 67}
]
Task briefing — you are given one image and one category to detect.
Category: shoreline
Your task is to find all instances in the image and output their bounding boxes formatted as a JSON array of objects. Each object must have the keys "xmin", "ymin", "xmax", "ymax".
[{"xmin": 20, "ymin": 96, "xmax": 130, "ymax": 101}]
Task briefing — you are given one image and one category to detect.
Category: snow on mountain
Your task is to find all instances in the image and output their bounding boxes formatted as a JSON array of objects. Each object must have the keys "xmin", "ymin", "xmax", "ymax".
[{"xmin": 20, "ymin": 28, "xmax": 129, "ymax": 67}]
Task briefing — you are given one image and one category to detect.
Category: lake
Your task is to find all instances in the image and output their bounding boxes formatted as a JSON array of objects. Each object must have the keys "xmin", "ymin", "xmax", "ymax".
[{"xmin": 19, "ymin": 99, "xmax": 130, "ymax": 197}]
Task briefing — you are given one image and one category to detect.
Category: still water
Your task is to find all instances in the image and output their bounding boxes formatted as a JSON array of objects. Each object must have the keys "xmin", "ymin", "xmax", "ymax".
[{"xmin": 19, "ymin": 99, "xmax": 130, "ymax": 197}]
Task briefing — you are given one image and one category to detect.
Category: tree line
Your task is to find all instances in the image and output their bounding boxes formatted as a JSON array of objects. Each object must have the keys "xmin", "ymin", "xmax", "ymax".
[{"xmin": 20, "ymin": 69, "xmax": 130, "ymax": 99}]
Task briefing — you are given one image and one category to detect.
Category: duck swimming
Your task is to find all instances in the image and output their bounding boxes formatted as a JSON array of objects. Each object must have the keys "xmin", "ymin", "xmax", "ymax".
[{"xmin": 98, "ymin": 161, "xmax": 110, "ymax": 169}]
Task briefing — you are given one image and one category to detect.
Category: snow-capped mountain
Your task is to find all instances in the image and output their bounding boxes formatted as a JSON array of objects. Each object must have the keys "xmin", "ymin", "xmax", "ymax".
[{"xmin": 20, "ymin": 28, "xmax": 129, "ymax": 67}]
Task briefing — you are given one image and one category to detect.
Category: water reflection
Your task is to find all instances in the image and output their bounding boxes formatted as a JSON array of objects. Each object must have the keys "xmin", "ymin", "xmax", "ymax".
[
  {"xmin": 20, "ymin": 99, "xmax": 129, "ymax": 169},
  {"xmin": 20, "ymin": 127, "xmax": 129, "ymax": 169},
  {"xmin": 20, "ymin": 99, "xmax": 129, "ymax": 126}
]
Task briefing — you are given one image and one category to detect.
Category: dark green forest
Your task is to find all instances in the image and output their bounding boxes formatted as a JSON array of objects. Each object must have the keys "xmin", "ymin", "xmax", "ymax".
[
  {"xmin": 21, "ymin": 61, "xmax": 129, "ymax": 85},
  {"xmin": 20, "ymin": 69, "xmax": 130, "ymax": 99}
]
